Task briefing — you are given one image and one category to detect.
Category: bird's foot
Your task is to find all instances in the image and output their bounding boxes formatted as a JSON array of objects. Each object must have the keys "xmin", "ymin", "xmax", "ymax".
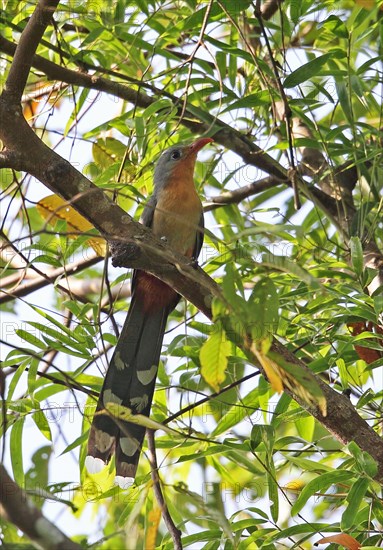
[
  {"xmin": 190, "ymin": 257, "xmax": 199, "ymax": 269},
  {"xmin": 110, "ymin": 240, "xmax": 141, "ymax": 268}
]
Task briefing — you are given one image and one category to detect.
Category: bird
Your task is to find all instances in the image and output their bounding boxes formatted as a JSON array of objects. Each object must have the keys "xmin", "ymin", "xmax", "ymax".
[{"xmin": 85, "ymin": 136, "xmax": 213, "ymax": 489}]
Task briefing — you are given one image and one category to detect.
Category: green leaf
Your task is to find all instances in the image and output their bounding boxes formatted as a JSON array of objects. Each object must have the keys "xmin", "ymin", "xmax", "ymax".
[
  {"xmin": 336, "ymin": 80, "xmax": 353, "ymax": 124},
  {"xmin": 284, "ymin": 53, "xmax": 333, "ymax": 88},
  {"xmin": 60, "ymin": 431, "xmax": 89, "ymax": 456},
  {"xmin": 341, "ymin": 477, "xmax": 370, "ymax": 530},
  {"xmin": 10, "ymin": 418, "xmax": 25, "ymax": 486},
  {"xmin": 27, "ymin": 322, "xmax": 88, "ymax": 352},
  {"xmin": 350, "ymin": 236, "xmax": 364, "ymax": 275},
  {"xmin": 25, "ymin": 446, "xmax": 52, "ymax": 501},
  {"xmin": 347, "ymin": 442, "xmax": 378, "ymax": 478},
  {"xmin": 321, "ymin": 15, "xmax": 349, "ymax": 38},
  {"xmin": 250, "ymin": 424, "xmax": 279, "ymax": 523},
  {"xmin": 80, "ymin": 25, "xmax": 105, "ymax": 47},
  {"xmin": 32, "ymin": 410, "xmax": 52, "ymax": 442},
  {"xmin": 216, "ymin": 50, "xmax": 227, "ymax": 82},
  {"xmin": 253, "ymin": 279, "xmax": 279, "ymax": 342},
  {"xmin": 142, "ymin": 98, "xmax": 175, "ymax": 120},
  {"xmin": 250, "ymin": 424, "xmax": 275, "ymax": 454},
  {"xmin": 221, "ymin": 91, "xmax": 272, "ymax": 113},
  {"xmin": 177, "ymin": 444, "xmax": 230, "ymax": 464},
  {"xmin": 180, "ymin": 530, "xmax": 223, "ymax": 547},
  {"xmin": 200, "ymin": 323, "xmax": 231, "ymax": 392},
  {"xmin": 212, "ymin": 387, "xmax": 259, "ymax": 436},
  {"xmin": 203, "ymin": 482, "xmax": 234, "ymax": 543},
  {"xmin": 5, "ymin": 357, "xmax": 30, "ymax": 402},
  {"xmin": 262, "ymin": 253, "xmax": 321, "ymax": 289},
  {"xmin": 15, "ymin": 330, "xmax": 46, "ymax": 350},
  {"xmin": 336, "ymin": 358, "xmax": 349, "ymax": 390},
  {"xmin": 291, "ymin": 470, "xmax": 352, "ymax": 515},
  {"xmin": 295, "ymin": 412, "xmax": 315, "ymax": 442},
  {"xmin": 264, "ymin": 522, "xmax": 334, "ymax": 543},
  {"xmin": 221, "ymin": 0, "xmax": 252, "ymax": 16},
  {"xmin": 268, "ymin": 465, "xmax": 279, "ymax": 523}
]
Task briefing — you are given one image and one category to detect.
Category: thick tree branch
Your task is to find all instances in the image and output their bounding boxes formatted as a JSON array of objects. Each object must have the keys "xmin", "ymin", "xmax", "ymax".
[
  {"xmin": 0, "ymin": 464, "xmax": 82, "ymax": 550},
  {"xmin": 0, "ymin": 101, "xmax": 220, "ymax": 315}
]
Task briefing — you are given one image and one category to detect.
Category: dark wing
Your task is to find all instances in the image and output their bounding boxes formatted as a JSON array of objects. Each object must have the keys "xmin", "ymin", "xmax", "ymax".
[
  {"xmin": 140, "ymin": 193, "xmax": 157, "ymax": 229},
  {"xmin": 130, "ymin": 193, "xmax": 158, "ymax": 290},
  {"xmin": 192, "ymin": 211, "xmax": 204, "ymax": 261}
]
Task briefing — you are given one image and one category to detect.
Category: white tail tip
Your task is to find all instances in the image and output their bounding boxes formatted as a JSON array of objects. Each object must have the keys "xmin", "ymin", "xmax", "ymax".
[
  {"xmin": 114, "ymin": 475, "xmax": 134, "ymax": 490},
  {"xmin": 85, "ymin": 455, "xmax": 106, "ymax": 474}
]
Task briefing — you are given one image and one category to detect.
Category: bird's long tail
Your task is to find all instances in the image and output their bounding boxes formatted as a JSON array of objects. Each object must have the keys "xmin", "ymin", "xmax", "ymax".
[{"xmin": 86, "ymin": 273, "xmax": 178, "ymax": 487}]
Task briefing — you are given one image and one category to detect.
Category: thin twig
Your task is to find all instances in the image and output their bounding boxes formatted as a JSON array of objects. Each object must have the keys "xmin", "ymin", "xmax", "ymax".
[
  {"xmin": 164, "ymin": 370, "xmax": 260, "ymax": 425},
  {"xmin": 253, "ymin": 0, "xmax": 300, "ymax": 208},
  {"xmin": 0, "ymin": 244, "xmax": 102, "ymax": 304},
  {"xmin": 203, "ymin": 175, "xmax": 282, "ymax": 211},
  {"xmin": 3, "ymin": 357, "xmax": 98, "ymax": 397},
  {"xmin": 147, "ymin": 429, "xmax": 183, "ymax": 550},
  {"xmin": 0, "ymin": 34, "xmax": 287, "ymax": 180}
]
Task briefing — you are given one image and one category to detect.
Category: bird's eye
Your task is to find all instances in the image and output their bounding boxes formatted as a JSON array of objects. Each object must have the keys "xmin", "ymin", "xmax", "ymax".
[{"xmin": 170, "ymin": 150, "xmax": 181, "ymax": 160}]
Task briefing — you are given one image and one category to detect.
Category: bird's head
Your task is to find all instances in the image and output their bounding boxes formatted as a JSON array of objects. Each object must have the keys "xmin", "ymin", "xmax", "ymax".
[{"xmin": 154, "ymin": 137, "xmax": 213, "ymax": 189}]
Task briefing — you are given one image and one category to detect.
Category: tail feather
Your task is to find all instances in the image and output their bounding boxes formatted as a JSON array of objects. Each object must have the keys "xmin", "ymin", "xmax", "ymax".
[{"xmin": 87, "ymin": 285, "xmax": 173, "ymax": 483}]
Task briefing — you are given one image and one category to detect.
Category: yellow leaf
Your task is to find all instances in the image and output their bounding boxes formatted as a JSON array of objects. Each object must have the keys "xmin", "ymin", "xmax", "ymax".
[
  {"xmin": 37, "ymin": 194, "xmax": 106, "ymax": 256},
  {"xmin": 200, "ymin": 325, "xmax": 231, "ymax": 392},
  {"xmin": 355, "ymin": 0, "xmax": 375, "ymax": 9},
  {"xmin": 145, "ymin": 507, "xmax": 162, "ymax": 550},
  {"xmin": 284, "ymin": 479, "xmax": 305, "ymax": 492},
  {"xmin": 253, "ymin": 346, "xmax": 327, "ymax": 416},
  {"xmin": 254, "ymin": 349, "xmax": 284, "ymax": 393}
]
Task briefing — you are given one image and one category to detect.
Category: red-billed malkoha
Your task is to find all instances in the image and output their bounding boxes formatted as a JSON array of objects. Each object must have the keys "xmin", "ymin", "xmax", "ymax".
[{"xmin": 86, "ymin": 137, "xmax": 213, "ymax": 488}]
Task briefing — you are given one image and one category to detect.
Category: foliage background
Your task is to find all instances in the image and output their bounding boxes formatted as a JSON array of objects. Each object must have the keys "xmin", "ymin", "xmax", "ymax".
[{"xmin": 1, "ymin": 0, "xmax": 383, "ymax": 548}]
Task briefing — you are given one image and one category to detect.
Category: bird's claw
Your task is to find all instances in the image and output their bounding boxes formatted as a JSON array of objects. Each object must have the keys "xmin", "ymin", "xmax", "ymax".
[
  {"xmin": 190, "ymin": 257, "xmax": 199, "ymax": 269},
  {"xmin": 110, "ymin": 240, "xmax": 141, "ymax": 267}
]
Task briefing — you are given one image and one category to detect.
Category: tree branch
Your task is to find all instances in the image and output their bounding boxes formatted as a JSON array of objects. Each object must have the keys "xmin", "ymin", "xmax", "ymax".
[
  {"xmin": 147, "ymin": 430, "xmax": 183, "ymax": 550},
  {"xmin": 0, "ymin": 251, "xmax": 102, "ymax": 304},
  {"xmin": 1, "ymin": 0, "xmax": 383, "ymax": 493},
  {"xmin": 165, "ymin": 371, "xmax": 260, "ymax": 425},
  {"xmin": 3, "ymin": 0, "xmax": 60, "ymax": 104},
  {"xmin": 261, "ymin": 0, "xmax": 283, "ymax": 19},
  {"xmin": 0, "ymin": 464, "xmax": 82, "ymax": 550},
  {"xmin": 203, "ymin": 175, "xmax": 281, "ymax": 211},
  {"xmin": 0, "ymin": 32, "xmax": 354, "ymax": 229},
  {"xmin": 0, "ymin": 35, "xmax": 286, "ymax": 180}
]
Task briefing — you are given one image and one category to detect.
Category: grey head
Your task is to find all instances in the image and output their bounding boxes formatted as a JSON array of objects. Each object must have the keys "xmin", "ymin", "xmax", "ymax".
[{"xmin": 153, "ymin": 137, "xmax": 213, "ymax": 191}]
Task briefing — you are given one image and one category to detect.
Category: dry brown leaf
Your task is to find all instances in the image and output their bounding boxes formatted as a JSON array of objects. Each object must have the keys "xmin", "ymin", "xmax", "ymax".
[{"xmin": 315, "ymin": 533, "xmax": 361, "ymax": 549}]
